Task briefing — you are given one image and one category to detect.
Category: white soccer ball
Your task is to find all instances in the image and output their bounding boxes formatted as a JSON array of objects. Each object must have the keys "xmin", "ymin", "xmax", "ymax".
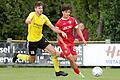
[{"xmin": 92, "ymin": 67, "xmax": 103, "ymax": 77}]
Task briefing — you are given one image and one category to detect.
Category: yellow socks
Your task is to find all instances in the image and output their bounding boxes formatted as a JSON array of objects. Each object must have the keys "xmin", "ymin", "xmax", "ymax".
[
  {"xmin": 17, "ymin": 54, "xmax": 60, "ymax": 72},
  {"xmin": 17, "ymin": 54, "xmax": 29, "ymax": 62},
  {"xmin": 52, "ymin": 55, "xmax": 60, "ymax": 72}
]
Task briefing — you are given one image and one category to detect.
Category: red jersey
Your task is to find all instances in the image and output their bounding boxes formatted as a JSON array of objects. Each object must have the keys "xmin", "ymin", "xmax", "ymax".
[
  {"xmin": 55, "ymin": 16, "xmax": 78, "ymax": 45},
  {"xmin": 76, "ymin": 28, "xmax": 89, "ymax": 41}
]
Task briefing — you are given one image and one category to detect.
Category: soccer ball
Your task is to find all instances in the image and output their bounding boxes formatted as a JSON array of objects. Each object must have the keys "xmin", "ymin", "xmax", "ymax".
[{"xmin": 92, "ymin": 67, "xmax": 103, "ymax": 77}]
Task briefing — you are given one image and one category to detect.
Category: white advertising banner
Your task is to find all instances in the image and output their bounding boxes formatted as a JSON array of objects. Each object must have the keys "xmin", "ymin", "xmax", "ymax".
[{"xmin": 83, "ymin": 44, "xmax": 120, "ymax": 66}]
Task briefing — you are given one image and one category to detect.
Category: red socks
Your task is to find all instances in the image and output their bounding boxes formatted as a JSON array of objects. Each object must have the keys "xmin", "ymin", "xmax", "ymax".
[{"xmin": 74, "ymin": 68, "xmax": 80, "ymax": 74}]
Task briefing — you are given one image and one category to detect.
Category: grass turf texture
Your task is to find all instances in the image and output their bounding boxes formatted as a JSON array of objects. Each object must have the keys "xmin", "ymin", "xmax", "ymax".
[{"xmin": 0, "ymin": 67, "xmax": 120, "ymax": 80}]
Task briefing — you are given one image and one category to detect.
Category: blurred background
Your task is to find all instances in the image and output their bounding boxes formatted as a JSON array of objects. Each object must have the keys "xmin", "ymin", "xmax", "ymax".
[{"xmin": 0, "ymin": 0, "xmax": 120, "ymax": 41}]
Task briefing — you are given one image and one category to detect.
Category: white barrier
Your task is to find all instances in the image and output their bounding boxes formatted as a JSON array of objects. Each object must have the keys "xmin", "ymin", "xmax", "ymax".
[
  {"xmin": 0, "ymin": 39, "xmax": 120, "ymax": 66},
  {"xmin": 83, "ymin": 44, "xmax": 120, "ymax": 66}
]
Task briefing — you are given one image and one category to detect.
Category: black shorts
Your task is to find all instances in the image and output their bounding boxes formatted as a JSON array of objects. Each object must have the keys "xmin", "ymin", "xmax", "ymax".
[{"xmin": 28, "ymin": 37, "xmax": 50, "ymax": 55}]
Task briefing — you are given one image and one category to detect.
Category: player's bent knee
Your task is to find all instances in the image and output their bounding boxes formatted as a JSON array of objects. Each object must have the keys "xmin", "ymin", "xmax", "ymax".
[
  {"xmin": 51, "ymin": 50, "xmax": 56, "ymax": 56},
  {"xmin": 66, "ymin": 55, "xmax": 75, "ymax": 62}
]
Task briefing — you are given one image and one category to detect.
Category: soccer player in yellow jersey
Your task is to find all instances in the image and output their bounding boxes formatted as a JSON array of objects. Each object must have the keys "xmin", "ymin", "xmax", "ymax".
[{"xmin": 13, "ymin": 1, "xmax": 68, "ymax": 76}]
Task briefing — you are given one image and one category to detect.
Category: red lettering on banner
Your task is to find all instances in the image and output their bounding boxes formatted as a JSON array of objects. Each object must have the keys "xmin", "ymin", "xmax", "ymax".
[
  {"xmin": 117, "ymin": 50, "xmax": 120, "ymax": 56},
  {"xmin": 106, "ymin": 46, "xmax": 120, "ymax": 58}
]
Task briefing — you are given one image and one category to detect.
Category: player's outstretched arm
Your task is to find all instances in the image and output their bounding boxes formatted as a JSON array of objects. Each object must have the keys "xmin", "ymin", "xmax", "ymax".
[
  {"xmin": 57, "ymin": 34, "xmax": 67, "ymax": 49},
  {"xmin": 48, "ymin": 24, "xmax": 67, "ymax": 38},
  {"xmin": 76, "ymin": 27, "xmax": 87, "ymax": 45}
]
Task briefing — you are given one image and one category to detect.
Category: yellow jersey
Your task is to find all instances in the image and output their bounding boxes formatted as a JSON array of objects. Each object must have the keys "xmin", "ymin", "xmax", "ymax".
[{"xmin": 27, "ymin": 12, "xmax": 52, "ymax": 42}]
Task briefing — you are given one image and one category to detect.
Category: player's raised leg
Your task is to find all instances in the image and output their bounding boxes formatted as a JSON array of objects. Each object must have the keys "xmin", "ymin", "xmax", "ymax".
[
  {"xmin": 45, "ymin": 44, "xmax": 68, "ymax": 76},
  {"xmin": 61, "ymin": 49, "xmax": 85, "ymax": 78},
  {"xmin": 12, "ymin": 53, "xmax": 30, "ymax": 63}
]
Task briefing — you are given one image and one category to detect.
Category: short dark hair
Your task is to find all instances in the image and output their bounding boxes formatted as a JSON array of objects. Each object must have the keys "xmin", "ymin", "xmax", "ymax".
[
  {"xmin": 61, "ymin": 3, "xmax": 72, "ymax": 11},
  {"xmin": 34, "ymin": 1, "xmax": 44, "ymax": 8}
]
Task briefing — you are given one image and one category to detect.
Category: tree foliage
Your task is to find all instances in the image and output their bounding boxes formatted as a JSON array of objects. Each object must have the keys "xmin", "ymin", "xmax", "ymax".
[
  {"xmin": 0, "ymin": 0, "xmax": 120, "ymax": 41},
  {"xmin": 0, "ymin": 0, "xmax": 34, "ymax": 40}
]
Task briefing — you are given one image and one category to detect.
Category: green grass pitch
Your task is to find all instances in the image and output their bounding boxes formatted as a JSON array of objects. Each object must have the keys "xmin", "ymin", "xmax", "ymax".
[{"xmin": 0, "ymin": 67, "xmax": 120, "ymax": 80}]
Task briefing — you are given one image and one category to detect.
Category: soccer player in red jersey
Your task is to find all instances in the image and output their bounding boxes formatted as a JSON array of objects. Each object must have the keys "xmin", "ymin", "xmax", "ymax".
[{"xmin": 55, "ymin": 3, "xmax": 87, "ymax": 78}]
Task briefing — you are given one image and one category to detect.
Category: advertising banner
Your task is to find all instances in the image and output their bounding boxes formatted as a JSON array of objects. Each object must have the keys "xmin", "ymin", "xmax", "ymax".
[
  {"xmin": 83, "ymin": 44, "xmax": 120, "ymax": 66},
  {"xmin": 0, "ymin": 41, "xmax": 83, "ymax": 66}
]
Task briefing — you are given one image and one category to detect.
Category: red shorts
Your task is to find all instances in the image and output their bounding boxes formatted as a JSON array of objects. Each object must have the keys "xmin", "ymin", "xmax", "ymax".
[{"xmin": 59, "ymin": 44, "xmax": 76, "ymax": 58}]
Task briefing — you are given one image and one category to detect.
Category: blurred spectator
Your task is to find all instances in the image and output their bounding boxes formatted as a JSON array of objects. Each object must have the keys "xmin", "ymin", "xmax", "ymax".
[{"xmin": 75, "ymin": 22, "xmax": 89, "ymax": 41}]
